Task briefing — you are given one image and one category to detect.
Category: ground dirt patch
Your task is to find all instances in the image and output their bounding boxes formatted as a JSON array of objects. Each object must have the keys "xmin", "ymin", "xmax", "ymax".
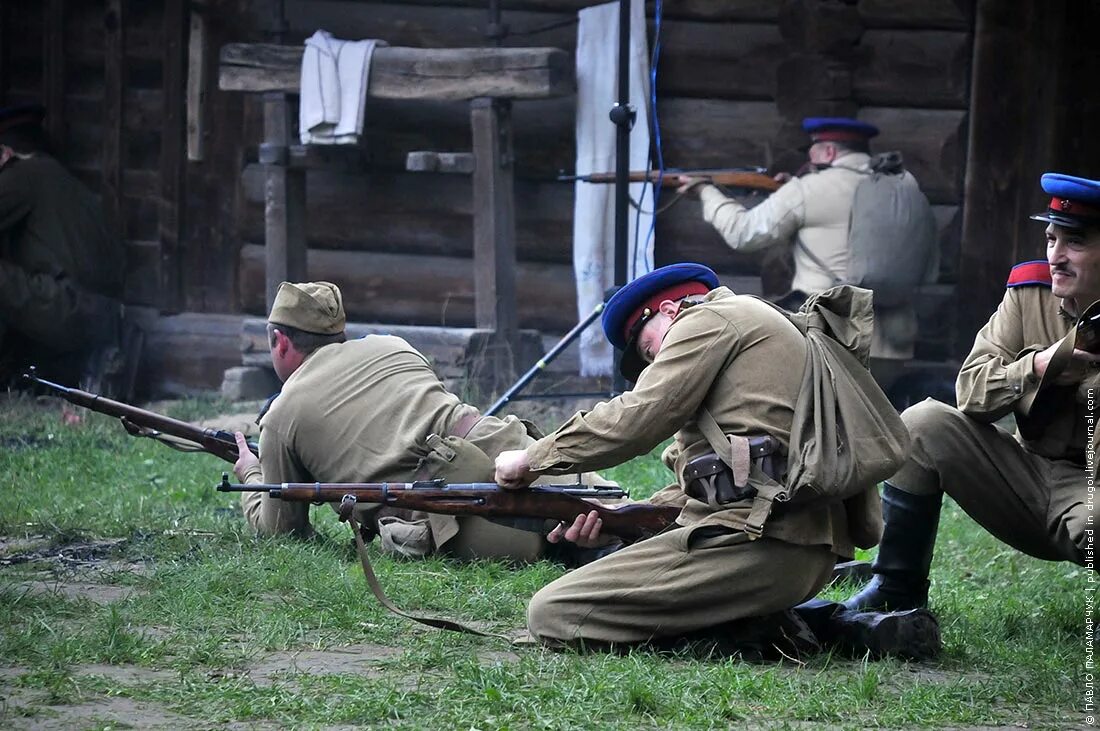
[{"xmin": 244, "ymin": 643, "xmax": 403, "ymax": 686}]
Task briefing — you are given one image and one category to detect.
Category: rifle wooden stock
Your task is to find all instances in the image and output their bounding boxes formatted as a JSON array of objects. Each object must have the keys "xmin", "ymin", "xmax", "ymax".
[
  {"xmin": 23, "ymin": 369, "xmax": 258, "ymax": 464},
  {"xmin": 566, "ymin": 169, "xmax": 781, "ymax": 193},
  {"xmin": 219, "ymin": 477, "xmax": 680, "ymax": 542}
]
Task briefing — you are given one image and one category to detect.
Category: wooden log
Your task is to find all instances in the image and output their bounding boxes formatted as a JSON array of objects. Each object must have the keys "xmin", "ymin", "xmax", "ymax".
[
  {"xmin": 406, "ymin": 151, "xmax": 476, "ymax": 174},
  {"xmin": 323, "ymin": 0, "xmax": 780, "ymax": 22},
  {"xmin": 143, "ymin": 312, "xmax": 246, "ymax": 396},
  {"xmin": 857, "ymin": 0, "xmax": 971, "ymax": 30},
  {"xmin": 219, "ymin": 43, "xmax": 574, "ymax": 100},
  {"xmin": 276, "ymin": 2, "xmax": 782, "ymax": 100},
  {"xmin": 859, "ymin": 107, "xmax": 966, "ymax": 204},
  {"xmin": 853, "ymin": 30, "xmax": 970, "ymax": 109}
]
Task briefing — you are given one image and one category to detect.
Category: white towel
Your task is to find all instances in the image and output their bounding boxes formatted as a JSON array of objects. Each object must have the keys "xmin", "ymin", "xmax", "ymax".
[
  {"xmin": 573, "ymin": 2, "xmax": 653, "ymax": 377},
  {"xmin": 299, "ymin": 30, "xmax": 387, "ymax": 145}
]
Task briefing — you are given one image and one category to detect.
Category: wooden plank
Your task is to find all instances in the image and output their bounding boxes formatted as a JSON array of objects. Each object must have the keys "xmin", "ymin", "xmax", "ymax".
[
  {"xmin": 220, "ymin": 43, "xmax": 574, "ymax": 100},
  {"xmin": 102, "ymin": 0, "xmax": 125, "ymax": 238},
  {"xmin": 470, "ymin": 99, "xmax": 518, "ymax": 334},
  {"xmin": 406, "ymin": 151, "xmax": 476, "ymax": 174},
  {"xmin": 186, "ymin": 12, "xmax": 207, "ymax": 161},
  {"xmin": 159, "ymin": 0, "xmax": 187, "ymax": 312},
  {"xmin": 42, "ymin": 0, "xmax": 65, "ymax": 154},
  {"xmin": 857, "ymin": 0, "xmax": 971, "ymax": 30},
  {"xmin": 854, "ymin": 30, "xmax": 970, "ymax": 109},
  {"xmin": 656, "ymin": 20, "xmax": 782, "ymax": 100}
]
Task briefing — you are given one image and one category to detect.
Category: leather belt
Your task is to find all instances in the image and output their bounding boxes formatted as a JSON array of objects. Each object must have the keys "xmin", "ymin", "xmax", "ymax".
[{"xmin": 448, "ymin": 411, "xmax": 481, "ymax": 440}]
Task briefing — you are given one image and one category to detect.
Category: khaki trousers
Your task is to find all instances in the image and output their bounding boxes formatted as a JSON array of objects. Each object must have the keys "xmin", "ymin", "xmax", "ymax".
[
  {"xmin": 893, "ymin": 399, "xmax": 1089, "ymax": 565},
  {"xmin": 527, "ymin": 524, "xmax": 836, "ymax": 645}
]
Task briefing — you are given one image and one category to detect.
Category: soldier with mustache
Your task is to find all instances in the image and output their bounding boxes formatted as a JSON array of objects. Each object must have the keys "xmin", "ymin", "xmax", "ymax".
[{"xmin": 844, "ymin": 172, "xmax": 1100, "ymax": 615}]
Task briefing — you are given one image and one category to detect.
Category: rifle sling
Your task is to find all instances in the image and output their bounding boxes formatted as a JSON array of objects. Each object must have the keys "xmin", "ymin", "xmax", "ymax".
[{"xmin": 340, "ymin": 495, "xmax": 512, "ymax": 641}]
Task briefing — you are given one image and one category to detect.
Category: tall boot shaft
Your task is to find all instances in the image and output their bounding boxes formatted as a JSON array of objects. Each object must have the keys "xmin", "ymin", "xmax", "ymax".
[{"xmin": 843, "ymin": 483, "xmax": 943, "ymax": 611}]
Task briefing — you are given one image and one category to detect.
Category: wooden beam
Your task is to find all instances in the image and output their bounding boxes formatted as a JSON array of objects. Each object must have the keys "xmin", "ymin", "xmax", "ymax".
[
  {"xmin": 470, "ymin": 97, "xmax": 519, "ymax": 382},
  {"xmin": 159, "ymin": 0, "xmax": 188, "ymax": 311},
  {"xmin": 186, "ymin": 11, "xmax": 207, "ymax": 162},
  {"xmin": 42, "ymin": 0, "xmax": 65, "ymax": 154},
  {"xmin": 102, "ymin": 0, "xmax": 125, "ymax": 235},
  {"xmin": 219, "ymin": 44, "xmax": 574, "ymax": 100}
]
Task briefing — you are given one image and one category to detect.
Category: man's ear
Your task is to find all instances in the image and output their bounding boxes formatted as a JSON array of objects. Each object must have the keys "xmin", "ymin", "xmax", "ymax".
[
  {"xmin": 658, "ymin": 299, "xmax": 681, "ymax": 317},
  {"xmin": 271, "ymin": 327, "xmax": 290, "ymax": 355},
  {"xmin": 0, "ymin": 145, "xmax": 13, "ymax": 168}
]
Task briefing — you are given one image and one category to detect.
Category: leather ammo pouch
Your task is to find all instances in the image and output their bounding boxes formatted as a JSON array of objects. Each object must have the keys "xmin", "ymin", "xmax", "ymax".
[{"xmin": 683, "ymin": 435, "xmax": 783, "ymax": 506}]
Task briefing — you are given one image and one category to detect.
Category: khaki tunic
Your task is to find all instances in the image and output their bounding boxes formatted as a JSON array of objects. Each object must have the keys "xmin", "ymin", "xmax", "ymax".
[
  {"xmin": 241, "ymin": 335, "xmax": 591, "ymax": 560},
  {"xmin": 698, "ymin": 152, "xmax": 919, "ymax": 361},
  {"xmin": 892, "ymin": 284, "xmax": 1095, "ymax": 564},
  {"xmin": 0, "ymin": 155, "xmax": 123, "ymax": 350},
  {"xmin": 523, "ymin": 288, "xmax": 851, "ymax": 643}
]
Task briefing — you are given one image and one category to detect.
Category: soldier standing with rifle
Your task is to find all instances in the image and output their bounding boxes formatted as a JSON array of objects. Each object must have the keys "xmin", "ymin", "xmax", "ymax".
[
  {"xmin": 674, "ymin": 117, "xmax": 937, "ymax": 396},
  {"xmin": 230, "ymin": 280, "xmax": 612, "ymax": 562},
  {"xmin": 842, "ymin": 172, "xmax": 1100, "ymax": 618}
]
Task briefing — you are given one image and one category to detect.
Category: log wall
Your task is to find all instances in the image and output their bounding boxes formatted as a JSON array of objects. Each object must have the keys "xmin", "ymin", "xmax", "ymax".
[
  {"xmin": 225, "ymin": 0, "xmax": 974, "ymax": 360},
  {"xmin": 18, "ymin": 0, "xmax": 1100, "ymax": 391}
]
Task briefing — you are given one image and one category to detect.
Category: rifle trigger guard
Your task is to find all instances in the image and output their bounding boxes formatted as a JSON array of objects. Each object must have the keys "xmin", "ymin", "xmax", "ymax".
[{"xmin": 338, "ymin": 494, "xmax": 358, "ymax": 523}]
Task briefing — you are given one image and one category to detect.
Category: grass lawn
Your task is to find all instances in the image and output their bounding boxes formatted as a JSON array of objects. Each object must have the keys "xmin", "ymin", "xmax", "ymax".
[{"xmin": 0, "ymin": 393, "xmax": 1087, "ymax": 729}]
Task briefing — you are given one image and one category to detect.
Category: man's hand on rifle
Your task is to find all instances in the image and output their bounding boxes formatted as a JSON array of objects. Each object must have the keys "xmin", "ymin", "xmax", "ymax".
[
  {"xmin": 547, "ymin": 510, "xmax": 605, "ymax": 549},
  {"xmin": 233, "ymin": 431, "xmax": 260, "ymax": 481},
  {"xmin": 494, "ymin": 449, "xmax": 537, "ymax": 489},
  {"xmin": 672, "ymin": 175, "xmax": 706, "ymax": 197}
]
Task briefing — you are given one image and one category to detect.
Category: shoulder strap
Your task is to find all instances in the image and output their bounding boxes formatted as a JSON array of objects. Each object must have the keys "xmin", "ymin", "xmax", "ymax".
[{"xmin": 795, "ymin": 235, "xmax": 845, "ymax": 287}]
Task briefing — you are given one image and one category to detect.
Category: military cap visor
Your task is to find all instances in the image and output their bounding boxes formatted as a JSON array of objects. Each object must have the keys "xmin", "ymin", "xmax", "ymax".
[
  {"xmin": 800, "ymin": 117, "xmax": 879, "ymax": 151},
  {"xmin": 602, "ymin": 263, "xmax": 719, "ymax": 382},
  {"xmin": 1030, "ymin": 173, "xmax": 1100, "ymax": 229}
]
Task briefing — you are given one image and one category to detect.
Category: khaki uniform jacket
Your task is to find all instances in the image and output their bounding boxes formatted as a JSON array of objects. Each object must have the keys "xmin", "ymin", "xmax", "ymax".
[
  {"xmin": 956, "ymin": 285, "xmax": 1097, "ymax": 463},
  {"xmin": 241, "ymin": 335, "xmax": 485, "ymax": 541},
  {"xmin": 698, "ymin": 152, "xmax": 918, "ymax": 360},
  {"xmin": 0, "ymin": 155, "xmax": 123, "ymax": 298},
  {"xmin": 525, "ymin": 287, "xmax": 855, "ymax": 555}
]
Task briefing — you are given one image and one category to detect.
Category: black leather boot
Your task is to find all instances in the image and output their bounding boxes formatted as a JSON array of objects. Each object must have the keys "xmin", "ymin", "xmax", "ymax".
[
  {"xmin": 843, "ymin": 483, "xmax": 943, "ymax": 611},
  {"xmin": 793, "ymin": 598, "xmax": 941, "ymax": 661}
]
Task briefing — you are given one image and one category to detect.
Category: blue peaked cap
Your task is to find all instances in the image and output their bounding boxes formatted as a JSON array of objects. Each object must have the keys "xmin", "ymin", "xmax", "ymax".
[
  {"xmin": 602, "ymin": 263, "xmax": 719, "ymax": 351},
  {"xmin": 801, "ymin": 117, "xmax": 879, "ymax": 140},
  {"xmin": 1030, "ymin": 173, "xmax": 1100, "ymax": 228}
]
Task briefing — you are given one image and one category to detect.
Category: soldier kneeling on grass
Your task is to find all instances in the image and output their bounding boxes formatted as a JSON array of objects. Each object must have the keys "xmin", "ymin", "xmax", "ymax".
[
  {"xmin": 838, "ymin": 172, "xmax": 1100, "ymax": 624},
  {"xmin": 494, "ymin": 263, "xmax": 940, "ymax": 660}
]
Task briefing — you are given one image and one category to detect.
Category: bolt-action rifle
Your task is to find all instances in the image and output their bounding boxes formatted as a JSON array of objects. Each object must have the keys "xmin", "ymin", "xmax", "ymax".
[
  {"xmin": 561, "ymin": 168, "xmax": 781, "ymax": 193},
  {"xmin": 217, "ymin": 474, "xmax": 679, "ymax": 542},
  {"xmin": 22, "ymin": 368, "xmax": 258, "ymax": 464}
]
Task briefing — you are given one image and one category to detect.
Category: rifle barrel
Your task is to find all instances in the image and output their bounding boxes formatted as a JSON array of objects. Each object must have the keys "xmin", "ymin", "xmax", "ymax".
[{"xmin": 24, "ymin": 368, "xmax": 258, "ymax": 463}]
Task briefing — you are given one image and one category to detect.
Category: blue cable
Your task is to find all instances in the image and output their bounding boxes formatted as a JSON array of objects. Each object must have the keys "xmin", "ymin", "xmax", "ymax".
[{"xmin": 631, "ymin": 0, "xmax": 663, "ymax": 279}]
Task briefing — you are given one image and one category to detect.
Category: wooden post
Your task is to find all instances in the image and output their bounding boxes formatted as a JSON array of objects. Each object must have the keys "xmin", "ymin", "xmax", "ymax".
[
  {"xmin": 958, "ymin": 0, "xmax": 1054, "ymax": 353},
  {"xmin": 102, "ymin": 0, "xmax": 125, "ymax": 233},
  {"xmin": 42, "ymin": 0, "xmax": 65, "ymax": 155},
  {"xmin": 470, "ymin": 97, "xmax": 519, "ymax": 385},
  {"xmin": 186, "ymin": 10, "xmax": 208, "ymax": 162},
  {"xmin": 257, "ymin": 1, "xmax": 306, "ymax": 309},
  {"xmin": 160, "ymin": 0, "xmax": 188, "ymax": 312}
]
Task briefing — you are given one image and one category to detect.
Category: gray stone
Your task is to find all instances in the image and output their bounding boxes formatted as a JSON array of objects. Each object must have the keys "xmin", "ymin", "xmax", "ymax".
[{"xmin": 220, "ymin": 366, "xmax": 279, "ymax": 402}]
